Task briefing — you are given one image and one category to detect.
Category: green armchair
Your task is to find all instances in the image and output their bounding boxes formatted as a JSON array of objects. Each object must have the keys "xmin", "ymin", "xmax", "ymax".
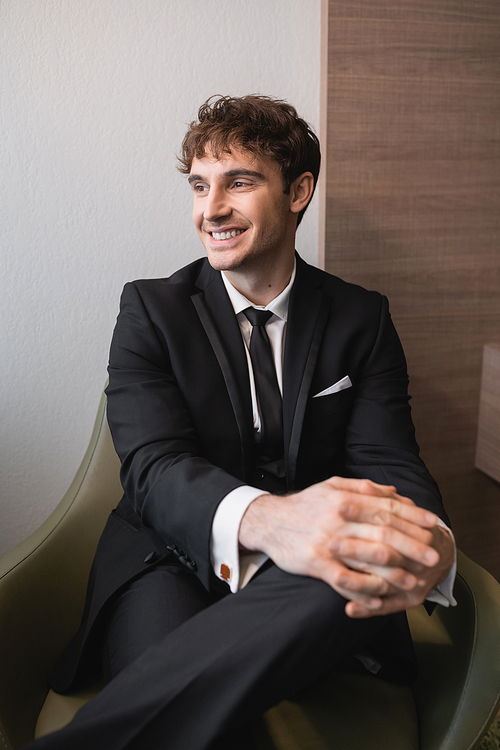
[{"xmin": 1, "ymin": 391, "xmax": 499, "ymax": 749}]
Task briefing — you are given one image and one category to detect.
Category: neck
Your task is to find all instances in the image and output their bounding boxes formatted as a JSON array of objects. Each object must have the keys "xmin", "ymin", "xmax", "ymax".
[{"xmin": 223, "ymin": 255, "xmax": 295, "ymax": 306}]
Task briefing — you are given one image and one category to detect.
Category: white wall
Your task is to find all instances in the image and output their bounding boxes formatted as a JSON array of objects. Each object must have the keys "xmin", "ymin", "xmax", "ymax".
[{"xmin": 0, "ymin": 0, "xmax": 321, "ymax": 557}]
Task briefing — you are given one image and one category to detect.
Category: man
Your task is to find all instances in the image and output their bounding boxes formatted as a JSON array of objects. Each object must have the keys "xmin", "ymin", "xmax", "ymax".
[{"xmin": 26, "ymin": 95, "xmax": 455, "ymax": 750}]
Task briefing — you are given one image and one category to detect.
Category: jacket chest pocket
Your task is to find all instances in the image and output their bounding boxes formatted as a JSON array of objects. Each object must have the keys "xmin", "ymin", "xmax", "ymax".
[{"xmin": 308, "ymin": 388, "xmax": 354, "ymax": 416}]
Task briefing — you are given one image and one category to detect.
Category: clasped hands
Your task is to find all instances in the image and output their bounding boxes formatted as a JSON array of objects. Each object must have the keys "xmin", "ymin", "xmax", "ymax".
[{"xmin": 239, "ymin": 476, "xmax": 455, "ymax": 618}]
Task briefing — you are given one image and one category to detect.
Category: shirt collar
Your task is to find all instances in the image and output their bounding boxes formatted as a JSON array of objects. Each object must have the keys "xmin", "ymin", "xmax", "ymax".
[{"xmin": 221, "ymin": 259, "xmax": 296, "ymax": 323}]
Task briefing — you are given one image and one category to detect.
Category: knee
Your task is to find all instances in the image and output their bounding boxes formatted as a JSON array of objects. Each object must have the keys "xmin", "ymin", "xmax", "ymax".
[
  {"xmin": 257, "ymin": 565, "xmax": 347, "ymax": 636},
  {"xmin": 293, "ymin": 574, "xmax": 346, "ymax": 626}
]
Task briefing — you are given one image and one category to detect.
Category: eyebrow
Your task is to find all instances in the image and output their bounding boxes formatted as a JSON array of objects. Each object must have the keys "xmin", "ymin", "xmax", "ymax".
[{"xmin": 187, "ymin": 169, "xmax": 266, "ymax": 185}]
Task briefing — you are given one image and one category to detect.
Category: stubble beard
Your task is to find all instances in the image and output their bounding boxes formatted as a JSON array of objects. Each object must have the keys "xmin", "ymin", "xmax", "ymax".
[{"xmin": 204, "ymin": 222, "xmax": 290, "ymax": 276}]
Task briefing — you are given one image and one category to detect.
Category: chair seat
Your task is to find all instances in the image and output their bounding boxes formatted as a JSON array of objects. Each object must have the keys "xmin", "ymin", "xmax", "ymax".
[
  {"xmin": 35, "ymin": 684, "xmax": 104, "ymax": 740},
  {"xmin": 35, "ymin": 671, "xmax": 419, "ymax": 749}
]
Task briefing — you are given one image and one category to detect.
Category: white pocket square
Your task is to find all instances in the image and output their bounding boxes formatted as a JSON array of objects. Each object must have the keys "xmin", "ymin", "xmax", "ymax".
[{"xmin": 313, "ymin": 375, "xmax": 352, "ymax": 398}]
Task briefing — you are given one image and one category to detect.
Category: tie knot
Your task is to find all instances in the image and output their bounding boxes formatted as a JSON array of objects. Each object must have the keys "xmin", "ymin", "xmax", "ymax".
[{"xmin": 243, "ymin": 308, "xmax": 273, "ymax": 327}]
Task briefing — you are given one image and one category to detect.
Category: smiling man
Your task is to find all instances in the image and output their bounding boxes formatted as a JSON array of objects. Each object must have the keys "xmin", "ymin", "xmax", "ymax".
[
  {"xmin": 26, "ymin": 95, "xmax": 455, "ymax": 750},
  {"xmin": 188, "ymin": 150, "xmax": 302, "ymax": 304}
]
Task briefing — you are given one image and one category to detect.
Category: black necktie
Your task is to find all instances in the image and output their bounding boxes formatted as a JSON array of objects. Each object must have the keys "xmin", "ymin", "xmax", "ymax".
[{"xmin": 243, "ymin": 308, "xmax": 283, "ymax": 462}]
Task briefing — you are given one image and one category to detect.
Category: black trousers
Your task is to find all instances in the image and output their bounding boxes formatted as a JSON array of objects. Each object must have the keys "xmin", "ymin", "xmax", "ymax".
[
  {"xmin": 101, "ymin": 562, "xmax": 217, "ymax": 682},
  {"xmin": 24, "ymin": 562, "xmax": 394, "ymax": 750}
]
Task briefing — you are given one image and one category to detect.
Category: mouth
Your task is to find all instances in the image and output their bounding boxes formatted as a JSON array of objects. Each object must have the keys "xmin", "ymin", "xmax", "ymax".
[{"xmin": 208, "ymin": 228, "xmax": 247, "ymax": 242}]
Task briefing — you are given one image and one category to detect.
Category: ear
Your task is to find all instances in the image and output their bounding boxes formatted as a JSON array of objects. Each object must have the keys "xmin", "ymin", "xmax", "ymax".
[{"xmin": 289, "ymin": 172, "xmax": 315, "ymax": 216}]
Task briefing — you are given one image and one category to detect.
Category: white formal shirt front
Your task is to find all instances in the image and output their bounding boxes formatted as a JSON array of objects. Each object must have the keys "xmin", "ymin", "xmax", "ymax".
[{"xmin": 210, "ymin": 264, "xmax": 457, "ymax": 607}]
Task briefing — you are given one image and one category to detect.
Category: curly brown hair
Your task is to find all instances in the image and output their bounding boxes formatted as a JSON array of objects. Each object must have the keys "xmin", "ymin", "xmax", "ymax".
[{"xmin": 178, "ymin": 95, "xmax": 321, "ymax": 227}]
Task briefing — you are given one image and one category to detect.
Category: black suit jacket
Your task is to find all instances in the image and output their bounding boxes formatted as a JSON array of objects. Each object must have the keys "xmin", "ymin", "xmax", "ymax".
[{"xmin": 50, "ymin": 254, "xmax": 446, "ymax": 693}]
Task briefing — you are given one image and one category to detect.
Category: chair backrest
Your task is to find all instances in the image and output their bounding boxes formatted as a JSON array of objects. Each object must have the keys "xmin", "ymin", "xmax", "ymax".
[{"xmin": 0, "ymin": 390, "xmax": 122, "ymax": 749}]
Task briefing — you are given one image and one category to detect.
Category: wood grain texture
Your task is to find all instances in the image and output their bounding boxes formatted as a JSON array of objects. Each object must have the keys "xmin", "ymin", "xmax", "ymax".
[
  {"xmin": 324, "ymin": 0, "xmax": 500, "ymax": 579},
  {"xmin": 476, "ymin": 344, "xmax": 500, "ymax": 483},
  {"xmin": 326, "ymin": 0, "xmax": 500, "ymax": 23}
]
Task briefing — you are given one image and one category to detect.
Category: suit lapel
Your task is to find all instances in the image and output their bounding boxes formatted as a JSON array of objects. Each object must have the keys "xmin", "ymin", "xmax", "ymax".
[
  {"xmin": 283, "ymin": 257, "xmax": 332, "ymax": 486},
  {"xmin": 190, "ymin": 257, "xmax": 332, "ymax": 488},
  {"xmin": 191, "ymin": 261, "xmax": 254, "ymax": 478}
]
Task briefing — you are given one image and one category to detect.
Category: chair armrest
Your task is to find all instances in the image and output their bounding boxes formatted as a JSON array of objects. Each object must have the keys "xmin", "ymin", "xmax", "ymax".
[
  {"xmin": 409, "ymin": 550, "xmax": 500, "ymax": 750},
  {"xmin": 0, "ymin": 390, "xmax": 122, "ymax": 749}
]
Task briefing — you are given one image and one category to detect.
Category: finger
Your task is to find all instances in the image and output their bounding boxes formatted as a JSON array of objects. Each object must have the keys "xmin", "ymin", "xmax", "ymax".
[
  {"xmin": 329, "ymin": 538, "xmax": 419, "ymax": 591},
  {"xmin": 326, "ymin": 476, "xmax": 400, "ymax": 499},
  {"xmin": 339, "ymin": 506, "xmax": 436, "ymax": 545},
  {"xmin": 345, "ymin": 590, "xmax": 425, "ymax": 619},
  {"xmin": 330, "ymin": 536, "xmax": 407, "ymax": 569},
  {"xmin": 338, "ymin": 522, "xmax": 440, "ymax": 567},
  {"xmin": 313, "ymin": 558, "xmax": 388, "ymax": 608},
  {"xmin": 345, "ymin": 598, "xmax": 403, "ymax": 619},
  {"xmin": 340, "ymin": 557, "xmax": 420, "ymax": 592},
  {"xmin": 338, "ymin": 494, "xmax": 439, "ymax": 530},
  {"xmin": 327, "ymin": 477, "xmax": 417, "ymax": 508}
]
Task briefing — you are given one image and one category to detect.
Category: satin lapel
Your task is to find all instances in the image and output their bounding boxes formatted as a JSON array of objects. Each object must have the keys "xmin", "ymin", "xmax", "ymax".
[
  {"xmin": 283, "ymin": 257, "xmax": 332, "ymax": 486},
  {"xmin": 191, "ymin": 261, "xmax": 254, "ymax": 477}
]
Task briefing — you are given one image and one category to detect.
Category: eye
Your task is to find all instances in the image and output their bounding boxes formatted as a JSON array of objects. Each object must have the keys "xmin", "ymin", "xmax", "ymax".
[{"xmin": 192, "ymin": 183, "xmax": 208, "ymax": 194}]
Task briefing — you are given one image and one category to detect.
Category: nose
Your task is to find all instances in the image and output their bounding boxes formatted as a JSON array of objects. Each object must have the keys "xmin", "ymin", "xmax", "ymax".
[{"xmin": 204, "ymin": 184, "xmax": 231, "ymax": 224}]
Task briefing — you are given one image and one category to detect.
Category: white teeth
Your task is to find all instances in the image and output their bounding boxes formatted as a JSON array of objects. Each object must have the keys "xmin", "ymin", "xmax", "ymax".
[{"xmin": 212, "ymin": 230, "xmax": 244, "ymax": 240}]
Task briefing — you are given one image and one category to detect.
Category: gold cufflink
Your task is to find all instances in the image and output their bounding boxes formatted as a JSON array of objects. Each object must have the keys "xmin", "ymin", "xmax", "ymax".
[{"xmin": 220, "ymin": 563, "xmax": 232, "ymax": 582}]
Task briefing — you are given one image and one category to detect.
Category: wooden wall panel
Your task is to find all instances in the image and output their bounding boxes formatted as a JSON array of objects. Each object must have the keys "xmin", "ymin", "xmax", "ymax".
[
  {"xmin": 324, "ymin": 0, "xmax": 500, "ymax": 578},
  {"xmin": 476, "ymin": 344, "xmax": 500, "ymax": 483}
]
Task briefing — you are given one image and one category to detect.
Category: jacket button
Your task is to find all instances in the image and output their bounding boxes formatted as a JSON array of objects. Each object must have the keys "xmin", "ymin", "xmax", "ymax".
[{"xmin": 144, "ymin": 551, "xmax": 157, "ymax": 564}]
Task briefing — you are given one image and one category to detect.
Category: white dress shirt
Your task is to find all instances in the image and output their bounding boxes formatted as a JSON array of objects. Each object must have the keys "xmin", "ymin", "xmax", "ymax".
[{"xmin": 210, "ymin": 264, "xmax": 457, "ymax": 607}]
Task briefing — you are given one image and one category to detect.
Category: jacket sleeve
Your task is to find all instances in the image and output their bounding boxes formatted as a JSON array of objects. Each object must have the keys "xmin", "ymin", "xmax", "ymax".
[
  {"xmin": 343, "ymin": 294, "xmax": 449, "ymax": 526},
  {"xmin": 105, "ymin": 281, "xmax": 246, "ymax": 589}
]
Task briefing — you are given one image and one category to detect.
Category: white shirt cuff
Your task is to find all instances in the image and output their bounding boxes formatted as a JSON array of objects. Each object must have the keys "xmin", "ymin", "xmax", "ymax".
[
  {"xmin": 425, "ymin": 519, "xmax": 457, "ymax": 607},
  {"xmin": 211, "ymin": 486, "xmax": 269, "ymax": 593}
]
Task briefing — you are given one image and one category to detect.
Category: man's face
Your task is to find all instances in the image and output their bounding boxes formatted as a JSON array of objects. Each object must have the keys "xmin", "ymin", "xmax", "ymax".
[{"xmin": 189, "ymin": 148, "xmax": 295, "ymax": 274}]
